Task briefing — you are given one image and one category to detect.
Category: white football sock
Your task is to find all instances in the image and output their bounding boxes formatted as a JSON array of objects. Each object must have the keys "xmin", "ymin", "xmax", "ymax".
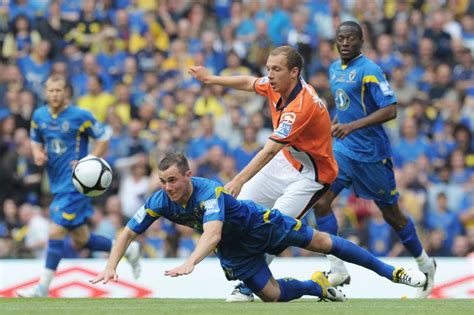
[
  {"xmin": 38, "ymin": 268, "xmax": 55, "ymax": 289},
  {"xmin": 328, "ymin": 254, "xmax": 348, "ymax": 274}
]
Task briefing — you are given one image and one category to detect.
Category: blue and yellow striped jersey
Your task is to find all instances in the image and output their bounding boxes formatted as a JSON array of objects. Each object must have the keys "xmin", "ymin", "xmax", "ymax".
[
  {"xmin": 30, "ymin": 105, "xmax": 107, "ymax": 194},
  {"xmin": 329, "ymin": 54, "xmax": 397, "ymax": 162}
]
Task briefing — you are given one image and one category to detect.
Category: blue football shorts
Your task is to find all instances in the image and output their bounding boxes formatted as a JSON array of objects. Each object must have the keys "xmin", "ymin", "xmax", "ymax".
[
  {"xmin": 50, "ymin": 192, "xmax": 93, "ymax": 230},
  {"xmin": 216, "ymin": 209, "xmax": 314, "ymax": 291},
  {"xmin": 331, "ymin": 150, "xmax": 399, "ymax": 205}
]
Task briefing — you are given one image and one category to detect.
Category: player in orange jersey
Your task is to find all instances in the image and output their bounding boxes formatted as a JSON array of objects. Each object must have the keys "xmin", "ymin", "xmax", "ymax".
[{"xmin": 189, "ymin": 45, "xmax": 338, "ymax": 302}]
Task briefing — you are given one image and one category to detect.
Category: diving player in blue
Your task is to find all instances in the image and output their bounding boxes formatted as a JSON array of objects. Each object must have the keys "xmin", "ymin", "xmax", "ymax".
[
  {"xmin": 312, "ymin": 21, "xmax": 437, "ymax": 298},
  {"xmin": 91, "ymin": 153, "xmax": 426, "ymax": 302},
  {"xmin": 17, "ymin": 75, "xmax": 141, "ymax": 298}
]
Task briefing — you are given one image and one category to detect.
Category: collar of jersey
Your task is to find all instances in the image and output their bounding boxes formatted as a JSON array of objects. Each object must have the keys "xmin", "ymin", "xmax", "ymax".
[
  {"xmin": 275, "ymin": 80, "xmax": 303, "ymax": 111},
  {"xmin": 341, "ymin": 53, "xmax": 364, "ymax": 70},
  {"xmin": 48, "ymin": 105, "xmax": 70, "ymax": 119}
]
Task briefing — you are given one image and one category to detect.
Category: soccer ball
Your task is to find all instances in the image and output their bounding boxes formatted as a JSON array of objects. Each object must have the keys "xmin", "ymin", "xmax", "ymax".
[{"xmin": 72, "ymin": 156, "xmax": 113, "ymax": 197}]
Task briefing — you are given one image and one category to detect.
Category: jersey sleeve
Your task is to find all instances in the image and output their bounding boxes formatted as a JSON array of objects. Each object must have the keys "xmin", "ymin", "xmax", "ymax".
[
  {"xmin": 127, "ymin": 193, "xmax": 162, "ymax": 235},
  {"xmin": 81, "ymin": 110, "xmax": 110, "ymax": 141},
  {"xmin": 30, "ymin": 110, "xmax": 43, "ymax": 144},
  {"xmin": 201, "ymin": 186, "xmax": 226, "ymax": 224},
  {"xmin": 253, "ymin": 76, "xmax": 271, "ymax": 97},
  {"xmin": 364, "ymin": 65, "xmax": 397, "ymax": 108}
]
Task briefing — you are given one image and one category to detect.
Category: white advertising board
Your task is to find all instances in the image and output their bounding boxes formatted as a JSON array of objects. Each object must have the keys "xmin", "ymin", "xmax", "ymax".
[{"xmin": 0, "ymin": 257, "xmax": 472, "ymax": 299}]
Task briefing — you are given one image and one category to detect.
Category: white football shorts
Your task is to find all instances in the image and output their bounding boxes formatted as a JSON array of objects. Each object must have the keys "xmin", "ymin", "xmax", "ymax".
[{"xmin": 237, "ymin": 151, "xmax": 326, "ymax": 219}]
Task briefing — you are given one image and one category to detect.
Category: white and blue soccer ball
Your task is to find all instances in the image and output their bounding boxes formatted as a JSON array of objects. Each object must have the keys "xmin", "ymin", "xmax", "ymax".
[{"xmin": 72, "ymin": 156, "xmax": 113, "ymax": 197}]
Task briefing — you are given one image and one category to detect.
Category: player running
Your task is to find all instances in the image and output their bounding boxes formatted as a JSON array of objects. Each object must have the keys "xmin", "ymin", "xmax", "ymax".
[
  {"xmin": 189, "ymin": 45, "xmax": 337, "ymax": 301},
  {"xmin": 16, "ymin": 75, "xmax": 141, "ymax": 298},
  {"xmin": 312, "ymin": 21, "xmax": 436, "ymax": 298},
  {"xmin": 91, "ymin": 153, "xmax": 426, "ymax": 302}
]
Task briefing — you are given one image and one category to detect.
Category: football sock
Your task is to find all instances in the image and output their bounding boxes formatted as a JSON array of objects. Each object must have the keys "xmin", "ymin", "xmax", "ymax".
[
  {"xmin": 45, "ymin": 239, "xmax": 64, "ymax": 271},
  {"xmin": 396, "ymin": 218, "xmax": 424, "ymax": 258},
  {"xmin": 316, "ymin": 212, "xmax": 338, "ymax": 235},
  {"xmin": 85, "ymin": 234, "xmax": 112, "ymax": 252},
  {"xmin": 38, "ymin": 268, "xmax": 55, "ymax": 289},
  {"xmin": 277, "ymin": 278, "xmax": 323, "ymax": 301},
  {"xmin": 329, "ymin": 235, "xmax": 394, "ymax": 280}
]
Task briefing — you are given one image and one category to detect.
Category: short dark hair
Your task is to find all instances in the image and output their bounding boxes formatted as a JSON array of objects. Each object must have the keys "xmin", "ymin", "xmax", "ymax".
[
  {"xmin": 338, "ymin": 21, "xmax": 363, "ymax": 39},
  {"xmin": 158, "ymin": 153, "xmax": 190, "ymax": 175},
  {"xmin": 270, "ymin": 45, "xmax": 304, "ymax": 76}
]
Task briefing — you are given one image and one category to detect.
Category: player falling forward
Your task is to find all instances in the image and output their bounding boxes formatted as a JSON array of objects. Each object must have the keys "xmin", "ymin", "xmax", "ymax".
[
  {"xmin": 91, "ymin": 153, "xmax": 426, "ymax": 303},
  {"xmin": 189, "ymin": 45, "xmax": 338, "ymax": 302},
  {"xmin": 312, "ymin": 21, "xmax": 436, "ymax": 298},
  {"xmin": 16, "ymin": 75, "xmax": 141, "ymax": 298}
]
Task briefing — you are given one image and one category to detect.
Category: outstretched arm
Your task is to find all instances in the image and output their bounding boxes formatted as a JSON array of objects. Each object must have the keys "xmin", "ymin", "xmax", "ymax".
[
  {"xmin": 165, "ymin": 220, "xmax": 223, "ymax": 277},
  {"xmin": 90, "ymin": 226, "xmax": 138, "ymax": 284},
  {"xmin": 225, "ymin": 139, "xmax": 285, "ymax": 197},
  {"xmin": 332, "ymin": 104, "xmax": 396, "ymax": 139},
  {"xmin": 189, "ymin": 66, "xmax": 258, "ymax": 92}
]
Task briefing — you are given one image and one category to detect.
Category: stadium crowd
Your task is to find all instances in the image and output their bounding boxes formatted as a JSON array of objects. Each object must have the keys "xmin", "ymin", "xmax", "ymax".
[{"xmin": 0, "ymin": 0, "xmax": 473, "ymax": 261}]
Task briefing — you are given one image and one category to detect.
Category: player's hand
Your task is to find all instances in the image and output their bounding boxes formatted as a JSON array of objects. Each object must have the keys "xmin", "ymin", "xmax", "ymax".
[
  {"xmin": 331, "ymin": 123, "xmax": 354, "ymax": 139},
  {"xmin": 33, "ymin": 148, "xmax": 48, "ymax": 166},
  {"xmin": 164, "ymin": 262, "xmax": 194, "ymax": 277},
  {"xmin": 89, "ymin": 268, "xmax": 119, "ymax": 284},
  {"xmin": 188, "ymin": 66, "xmax": 212, "ymax": 84},
  {"xmin": 224, "ymin": 179, "xmax": 242, "ymax": 198}
]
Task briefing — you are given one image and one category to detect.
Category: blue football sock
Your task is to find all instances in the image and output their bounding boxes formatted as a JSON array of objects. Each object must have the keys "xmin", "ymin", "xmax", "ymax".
[
  {"xmin": 45, "ymin": 239, "xmax": 64, "ymax": 271},
  {"xmin": 316, "ymin": 212, "xmax": 338, "ymax": 235},
  {"xmin": 85, "ymin": 234, "xmax": 112, "ymax": 252},
  {"xmin": 329, "ymin": 235, "xmax": 394, "ymax": 280},
  {"xmin": 277, "ymin": 278, "xmax": 323, "ymax": 302},
  {"xmin": 396, "ymin": 218, "xmax": 423, "ymax": 257}
]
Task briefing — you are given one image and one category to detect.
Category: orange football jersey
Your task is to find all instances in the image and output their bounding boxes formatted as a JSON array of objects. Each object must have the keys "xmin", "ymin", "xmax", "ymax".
[{"xmin": 253, "ymin": 76, "xmax": 338, "ymax": 184}]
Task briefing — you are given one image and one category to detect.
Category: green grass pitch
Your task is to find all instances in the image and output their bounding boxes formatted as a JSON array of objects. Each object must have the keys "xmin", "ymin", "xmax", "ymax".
[{"xmin": 1, "ymin": 298, "xmax": 473, "ymax": 315}]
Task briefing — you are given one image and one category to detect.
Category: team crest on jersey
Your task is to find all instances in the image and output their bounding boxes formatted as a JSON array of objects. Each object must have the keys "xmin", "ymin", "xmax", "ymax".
[
  {"xmin": 275, "ymin": 121, "xmax": 292, "ymax": 138},
  {"xmin": 349, "ymin": 70, "xmax": 357, "ymax": 81},
  {"xmin": 41, "ymin": 123, "xmax": 47, "ymax": 129},
  {"xmin": 259, "ymin": 76, "xmax": 269, "ymax": 85},
  {"xmin": 62, "ymin": 121, "xmax": 70, "ymax": 132},
  {"xmin": 280, "ymin": 112, "xmax": 296, "ymax": 125},
  {"xmin": 335, "ymin": 89, "xmax": 350, "ymax": 111}
]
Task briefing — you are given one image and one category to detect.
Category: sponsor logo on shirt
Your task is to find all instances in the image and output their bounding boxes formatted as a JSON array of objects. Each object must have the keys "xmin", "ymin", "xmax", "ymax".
[
  {"xmin": 379, "ymin": 81, "xmax": 394, "ymax": 96},
  {"xmin": 280, "ymin": 112, "xmax": 296, "ymax": 125},
  {"xmin": 335, "ymin": 89, "xmax": 350, "ymax": 111},
  {"xmin": 204, "ymin": 199, "xmax": 220, "ymax": 215},
  {"xmin": 275, "ymin": 122, "xmax": 292, "ymax": 138},
  {"xmin": 133, "ymin": 206, "xmax": 146, "ymax": 224}
]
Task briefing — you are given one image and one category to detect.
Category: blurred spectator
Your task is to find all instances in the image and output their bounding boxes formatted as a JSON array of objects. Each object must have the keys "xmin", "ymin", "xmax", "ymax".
[
  {"xmin": 427, "ymin": 192, "xmax": 463, "ymax": 253},
  {"xmin": 15, "ymin": 203, "xmax": 48, "ymax": 258},
  {"xmin": 232, "ymin": 125, "xmax": 261, "ymax": 172},
  {"xmin": 116, "ymin": 153, "xmax": 150, "ymax": 219},
  {"xmin": 97, "ymin": 27, "xmax": 127, "ymax": 81},
  {"xmin": 77, "ymin": 74, "xmax": 116, "ymax": 122},
  {"xmin": 66, "ymin": 0, "xmax": 103, "ymax": 52},
  {"xmin": 36, "ymin": 0, "xmax": 74, "ymax": 59},
  {"xmin": 187, "ymin": 114, "xmax": 228, "ymax": 162},
  {"xmin": 255, "ymin": 0, "xmax": 290, "ymax": 47},
  {"xmin": 394, "ymin": 117, "xmax": 430, "ymax": 167},
  {"xmin": 17, "ymin": 40, "xmax": 51, "ymax": 100},
  {"xmin": 2, "ymin": 14, "xmax": 41, "ymax": 60}
]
